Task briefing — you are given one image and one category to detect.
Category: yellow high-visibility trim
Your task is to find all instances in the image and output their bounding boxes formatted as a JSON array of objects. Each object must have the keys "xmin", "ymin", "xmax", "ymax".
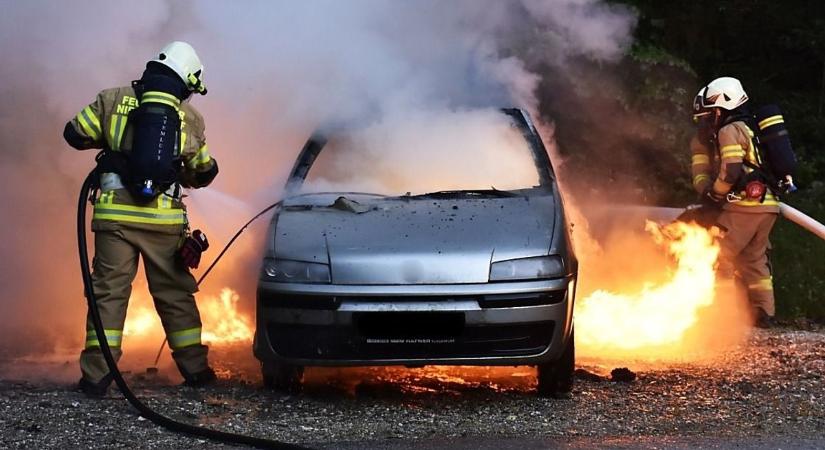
[
  {"xmin": 736, "ymin": 193, "xmax": 780, "ymax": 207},
  {"xmin": 692, "ymin": 154, "xmax": 710, "ymax": 165},
  {"xmin": 693, "ymin": 174, "xmax": 710, "ymax": 187},
  {"xmin": 83, "ymin": 106, "xmax": 102, "ymax": 131},
  {"xmin": 168, "ymin": 327, "xmax": 202, "ymax": 349},
  {"xmin": 92, "ymin": 214, "xmax": 184, "ymax": 225},
  {"xmin": 720, "ymin": 144, "xmax": 745, "ymax": 159},
  {"xmin": 76, "ymin": 106, "xmax": 102, "ymax": 140},
  {"xmin": 141, "ymin": 91, "xmax": 180, "ymax": 110},
  {"xmin": 187, "ymin": 144, "xmax": 212, "ymax": 169},
  {"xmin": 107, "ymin": 114, "xmax": 127, "ymax": 151},
  {"xmin": 758, "ymin": 115, "xmax": 784, "ymax": 129},
  {"xmin": 94, "ymin": 202, "xmax": 182, "ymax": 215},
  {"xmin": 142, "ymin": 91, "xmax": 181, "ymax": 105},
  {"xmin": 99, "ymin": 192, "xmax": 114, "ymax": 204},
  {"xmin": 181, "ymin": 132, "xmax": 188, "ymax": 153},
  {"xmin": 141, "ymin": 96, "xmax": 180, "ymax": 110},
  {"xmin": 196, "ymin": 144, "xmax": 211, "ymax": 164},
  {"xmin": 747, "ymin": 277, "xmax": 774, "ymax": 291},
  {"xmin": 93, "ymin": 202, "xmax": 185, "ymax": 225},
  {"xmin": 85, "ymin": 328, "xmax": 123, "ymax": 348}
]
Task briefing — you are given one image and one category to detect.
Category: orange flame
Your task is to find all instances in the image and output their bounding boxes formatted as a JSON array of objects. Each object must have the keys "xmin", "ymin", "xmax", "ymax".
[
  {"xmin": 122, "ymin": 287, "xmax": 253, "ymax": 346},
  {"xmin": 123, "ymin": 306, "xmax": 159, "ymax": 338},
  {"xmin": 575, "ymin": 220, "xmax": 746, "ymax": 362},
  {"xmin": 201, "ymin": 288, "xmax": 254, "ymax": 344}
]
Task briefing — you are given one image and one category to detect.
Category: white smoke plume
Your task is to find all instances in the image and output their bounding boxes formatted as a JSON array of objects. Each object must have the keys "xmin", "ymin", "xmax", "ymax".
[{"xmin": 0, "ymin": 0, "xmax": 636, "ymax": 358}]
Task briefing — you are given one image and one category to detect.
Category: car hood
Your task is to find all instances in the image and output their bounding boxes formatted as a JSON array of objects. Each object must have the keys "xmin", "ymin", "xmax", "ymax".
[{"xmin": 272, "ymin": 194, "xmax": 556, "ymax": 285}]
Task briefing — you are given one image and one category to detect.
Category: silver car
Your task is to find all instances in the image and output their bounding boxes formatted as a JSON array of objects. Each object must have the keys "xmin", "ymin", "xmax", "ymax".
[{"xmin": 253, "ymin": 108, "xmax": 577, "ymax": 396}]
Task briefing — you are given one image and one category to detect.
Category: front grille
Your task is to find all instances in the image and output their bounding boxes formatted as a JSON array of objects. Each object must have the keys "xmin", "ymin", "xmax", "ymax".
[
  {"xmin": 267, "ymin": 319, "xmax": 554, "ymax": 360},
  {"xmin": 478, "ymin": 290, "xmax": 566, "ymax": 308},
  {"xmin": 260, "ymin": 290, "xmax": 567, "ymax": 311}
]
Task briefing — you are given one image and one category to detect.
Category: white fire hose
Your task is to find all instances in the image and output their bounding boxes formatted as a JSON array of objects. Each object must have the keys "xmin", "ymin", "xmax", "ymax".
[{"xmin": 779, "ymin": 202, "xmax": 825, "ymax": 242}]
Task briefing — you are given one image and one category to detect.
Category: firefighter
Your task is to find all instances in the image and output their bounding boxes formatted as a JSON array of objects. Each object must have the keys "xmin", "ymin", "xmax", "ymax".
[
  {"xmin": 690, "ymin": 76, "xmax": 779, "ymax": 328},
  {"xmin": 64, "ymin": 41, "xmax": 219, "ymax": 396}
]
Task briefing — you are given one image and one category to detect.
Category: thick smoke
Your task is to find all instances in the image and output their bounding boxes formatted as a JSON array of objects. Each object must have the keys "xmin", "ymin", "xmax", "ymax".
[{"xmin": 0, "ymin": 0, "xmax": 637, "ymax": 362}]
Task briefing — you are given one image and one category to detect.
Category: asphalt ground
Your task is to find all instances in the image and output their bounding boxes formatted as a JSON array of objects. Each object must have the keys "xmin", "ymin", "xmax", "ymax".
[{"xmin": 1, "ymin": 327, "xmax": 823, "ymax": 449}]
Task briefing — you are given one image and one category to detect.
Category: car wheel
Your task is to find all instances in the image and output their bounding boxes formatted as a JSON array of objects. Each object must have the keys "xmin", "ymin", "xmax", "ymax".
[
  {"xmin": 261, "ymin": 360, "xmax": 304, "ymax": 393},
  {"xmin": 537, "ymin": 327, "xmax": 574, "ymax": 398}
]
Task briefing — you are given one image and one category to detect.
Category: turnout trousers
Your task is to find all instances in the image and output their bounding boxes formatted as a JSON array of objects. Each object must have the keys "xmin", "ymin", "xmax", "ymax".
[
  {"xmin": 80, "ymin": 226, "xmax": 209, "ymax": 384},
  {"xmin": 716, "ymin": 210, "xmax": 779, "ymax": 317}
]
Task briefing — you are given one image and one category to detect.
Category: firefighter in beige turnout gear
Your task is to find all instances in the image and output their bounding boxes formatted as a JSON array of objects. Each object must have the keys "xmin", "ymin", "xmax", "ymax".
[
  {"xmin": 64, "ymin": 42, "xmax": 219, "ymax": 396},
  {"xmin": 690, "ymin": 77, "xmax": 779, "ymax": 327}
]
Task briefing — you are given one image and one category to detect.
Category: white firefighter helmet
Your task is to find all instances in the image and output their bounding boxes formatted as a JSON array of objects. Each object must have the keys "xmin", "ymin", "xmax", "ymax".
[
  {"xmin": 153, "ymin": 41, "xmax": 207, "ymax": 95},
  {"xmin": 697, "ymin": 77, "xmax": 748, "ymax": 111}
]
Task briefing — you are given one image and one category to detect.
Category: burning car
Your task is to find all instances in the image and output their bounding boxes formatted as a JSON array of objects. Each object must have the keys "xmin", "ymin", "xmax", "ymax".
[{"xmin": 253, "ymin": 108, "xmax": 577, "ymax": 396}]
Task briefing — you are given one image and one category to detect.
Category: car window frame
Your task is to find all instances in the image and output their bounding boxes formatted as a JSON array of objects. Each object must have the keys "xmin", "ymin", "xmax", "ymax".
[{"xmin": 283, "ymin": 108, "xmax": 555, "ymax": 196}]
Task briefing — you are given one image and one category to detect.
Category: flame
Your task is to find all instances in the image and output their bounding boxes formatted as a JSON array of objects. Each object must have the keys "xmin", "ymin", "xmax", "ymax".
[
  {"xmin": 122, "ymin": 287, "xmax": 253, "ymax": 346},
  {"xmin": 123, "ymin": 306, "xmax": 159, "ymax": 337},
  {"xmin": 200, "ymin": 288, "xmax": 254, "ymax": 344},
  {"xmin": 575, "ymin": 220, "xmax": 744, "ymax": 362}
]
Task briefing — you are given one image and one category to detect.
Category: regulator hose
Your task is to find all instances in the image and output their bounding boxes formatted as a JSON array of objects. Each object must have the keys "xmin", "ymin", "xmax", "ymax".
[{"xmin": 78, "ymin": 170, "xmax": 302, "ymax": 449}]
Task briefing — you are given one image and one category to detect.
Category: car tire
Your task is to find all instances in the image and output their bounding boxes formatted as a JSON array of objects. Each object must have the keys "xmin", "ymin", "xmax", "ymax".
[
  {"xmin": 537, "ymin": 327, "xmax": 574, "ymax": 398},
  {"xmin": 261, "ymin": 360, "xmax": 304, "ymax": 393}
]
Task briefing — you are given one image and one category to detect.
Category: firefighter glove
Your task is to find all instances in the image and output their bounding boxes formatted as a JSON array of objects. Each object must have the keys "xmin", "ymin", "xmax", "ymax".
[{"xmin": 178, "ymin": 229, "xmax": 209, "ymax": 269}]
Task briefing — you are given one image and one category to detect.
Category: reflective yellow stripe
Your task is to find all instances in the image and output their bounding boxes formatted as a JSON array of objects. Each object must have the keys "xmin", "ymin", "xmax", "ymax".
[
  {"xmin": 692, "ymin": 154, "xmax": 710, "ymax": 165},
  {"xmin": 141, "ymin": 97, "xmax": 180, "ymax": 110},
  {"xmin": 747, "ymin": 277, "xmax": 774, "ymax": 291},
  {"xmin": 99, "ymin": 191, "xmax": 114, "ymax": 204},
  {"xmin": 196, "ymin": 144, "xmax": 211, "ymax": 165},
  {"xmin": 693, "ymin": 174, "xmax": 710, "ymax": 187},
  {"xmin": 107, "ymin": 114, "xmax": 127, "ymax": 151},
  {"xmin": 168, "ymin": 327, "xmax": 202, "ymax": 349},
  {"xmin": 736, "ymin": 192, "xmax": 780, "ymax": 207},
  {"xmin": 93, "ymin": 202, "xmax": 185, "ymax": 225},
  {"xmin": 141, "ymin": 91, "xmax": 181, "ymax": 110},
  {"xmin": 187, "ymin": 144, "xmax": 212, "ymax": 169},
  {"xmin": 142, "ymin": 91, "xmax": 181, "ymax": 105},
  {"xmin": 758, "ymin": 115, "xmax": 784, "ymax": 129},
  {"xmin": 85, "ymin": 328, "xmax": 123, "ymax": 348},
  {"xmin": 720, "ymin": 144, "xmax": 745, "ymax": 159},
  {"xmin": 76, "ymin": 106, "xmax": 102, "ymax": 140},
  {"xmin": 181, "ymin": 132, "xmax": 188, "ymax": 152}
]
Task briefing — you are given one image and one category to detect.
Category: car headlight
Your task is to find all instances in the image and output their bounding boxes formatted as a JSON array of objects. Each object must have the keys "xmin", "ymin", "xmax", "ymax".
[
  {"xmin": 262, "ymin": 258, "xmax": 331, "ymax": 283},
  {"xmin": 489, "ymin": 256, "xmax": 565, "ymax": 281}
]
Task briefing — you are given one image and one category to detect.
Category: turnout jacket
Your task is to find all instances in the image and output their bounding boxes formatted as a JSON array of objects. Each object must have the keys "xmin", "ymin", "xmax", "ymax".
[
  {"xmin": 66, "ymin": 86, "xmax": 217, "ymax": 233},
  {"xmin": 690, "ymin": 120, "xmax": 780, "ymax": 214}
]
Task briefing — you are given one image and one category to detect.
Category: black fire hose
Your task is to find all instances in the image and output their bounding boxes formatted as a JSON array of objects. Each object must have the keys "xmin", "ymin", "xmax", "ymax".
[{"xmin": 78, "ymin": 170, "xmax": 302, "ymax": 449}]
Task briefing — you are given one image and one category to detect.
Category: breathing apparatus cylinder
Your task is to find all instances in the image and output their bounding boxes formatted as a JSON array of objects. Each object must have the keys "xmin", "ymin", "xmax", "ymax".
[
  {"xmin": 127, "ymin": 89, "xmax": 182, "ymax": 203},
  {"xmin": 754, "ymin": 104, "xmax": 798, "ymax": 193}
]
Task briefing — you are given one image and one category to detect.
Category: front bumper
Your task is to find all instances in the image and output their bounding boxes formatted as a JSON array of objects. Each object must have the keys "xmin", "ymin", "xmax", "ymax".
[{"xmin": 254, "ymin": 278, "xmax": 575, "ymax": 367}]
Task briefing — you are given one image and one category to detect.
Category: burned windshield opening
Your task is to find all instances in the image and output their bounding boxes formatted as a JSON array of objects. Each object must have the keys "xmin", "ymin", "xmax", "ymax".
[{"xmin": 289, "ymin": 109, "xmax": 553, "ymax": 197}]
